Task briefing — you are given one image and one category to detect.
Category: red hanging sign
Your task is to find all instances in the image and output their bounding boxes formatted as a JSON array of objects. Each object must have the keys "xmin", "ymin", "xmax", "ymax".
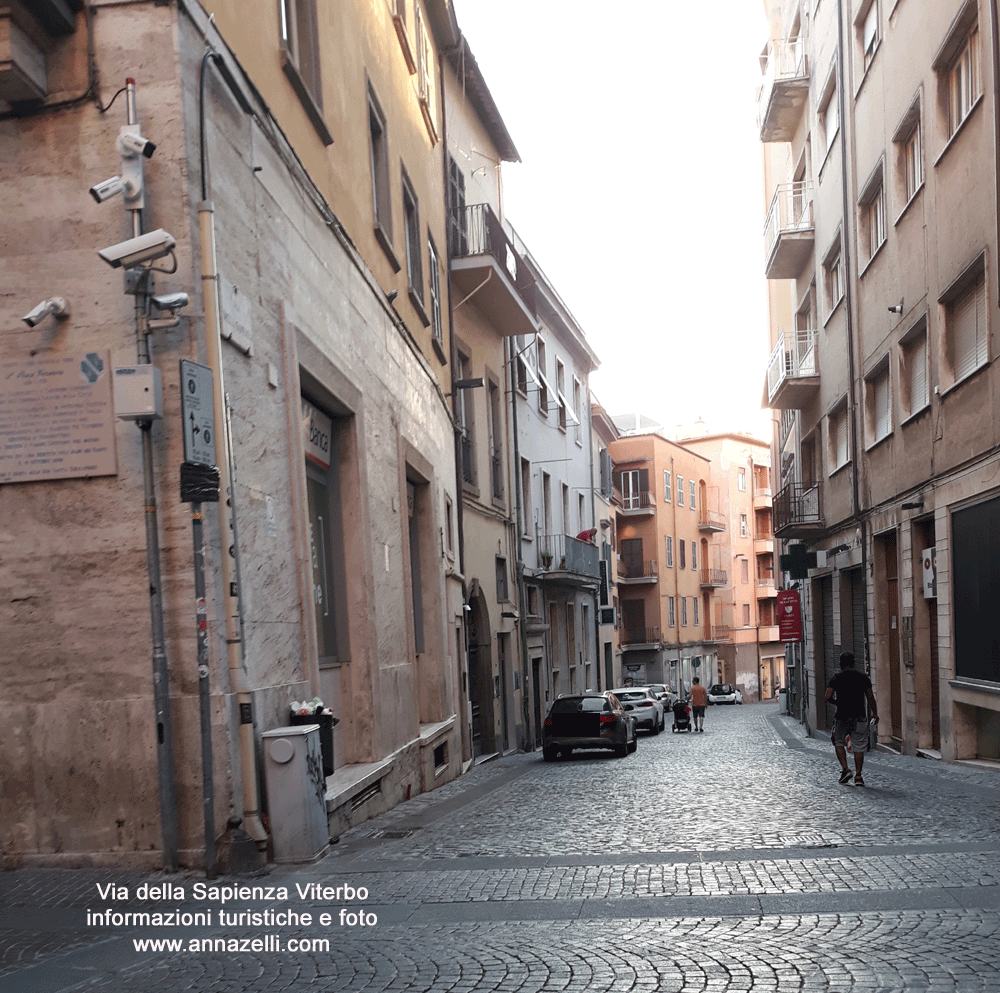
[{"xmin": 777, "ymin": 589, "xmax": 803, "ymax": 642}]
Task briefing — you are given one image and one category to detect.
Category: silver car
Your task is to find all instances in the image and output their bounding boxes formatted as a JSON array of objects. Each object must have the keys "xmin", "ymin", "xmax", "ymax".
[{"xmin": 611, "ymin": 686, "xmax": 665, "ymax": 734}]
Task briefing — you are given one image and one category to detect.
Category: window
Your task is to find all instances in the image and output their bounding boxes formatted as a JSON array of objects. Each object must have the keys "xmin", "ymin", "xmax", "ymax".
[
  {"xmin": 666, "ymin": 535, "xmax": 673, "ymax": 568},
  {"xmin": 677, "ymin": 474, "xmax": 684, "ymax": 506},
  {"xmin": 858, "ymin": 164, "xmax": 886, "ymax": 266},
  {"xmin": 401, "ymin": 170, "xmax": 423, "ymax": 307},
  {"xmin": 819, "ymin": 70, "xmax": 839, "ymax": 158},
  {"xmin": 619, "ymin": 468, "xmax": 649, "ymax": 510},
  {"xmin": 681, "ymin": 597, "xmax": 688, "ymax": 627},
  {"xmin": 663, "ymin": 469, "xmax": 671, "ymax": 502},
  {"xmin": 690, "ymin": 541, "xmax": 697, "ymax": 571},
  {"xmin": 457, "ymin": 350, "xmax": 476, "ymax": 488},
  {"xmin": 689, "ymin": 480, "xmax": 696, "ymax": 509},
  {"xmin": 414, "ymin": 4, "xmax": 438, "ymax": 141},
  {"xmin": 562, "ymin": 483, "xmax": 570, "ymax": 535},
  {"xmin": 823, "ymin": 236, "xmax": 844, "ymax": 314},
  {"xmin": 893, "ymin": 100, "xmax": 923, "ymax": 207},
  {"xmin": 573, "ymin": 378, "xmax": 583, "ymax": 445},
  {"xmin": 865, "ymin": 362, "xmax": 892, "ymax": 446},
  {"xmin": 668, "ymin": 596, "xmax": 675, "ymax": 628},
  {"xmin": 741, "ymin": 558, "xmax": 749, "ymax": 583},
  {"xmin": 679, "ymin": 540, "xmax": 686, "ymax": 570},
  {"xmin": 693, "ymin": 597, "xmax": 699, "ymax": 627},
  {"xmin": 556, "ymin": 358, "xmax": 567, "ymax": 430},
  {"xmin": 829, "ymin": 403, "xmax": 850, "ymax": 471},
  {"xmin": 542, "ymin": 472, "xmax": 552, "ymax": 535},
  {"xmin": 858, "ymin": 1, "xmax": 880, "ymax": 74},
  {"xmin": 496, "ymin": 556, "xmax": 508, "ymax": 602},
  {"xmin": 445, "ymin": 495, "xmax": 454, "ymax": 553},
  {"xmin": 368, "ymin": 86, "xmax": 397, "ymax": 268},
  {"xmin": 406, "ymin": 478, "xmax": 426, "ymax": 654},
  {"xmin": 738, "ymin": 467, "xmax": 746, "ymax": 491},
  {"xmin": 536, "ymin": 339, "xmax": 549, "ymax": 414},
  {"xmin": 740, "ymin": 514, "xmax": 748, "ymax": 538},
  {"xmin": 743, "ymin": 604, "xmax": 751, "ymax": 627},
  {"xmin": 900, "ymin": 319, "xmax": 930, "ymax": 419},
  {"xmin": 280, "ymin": 0, "xmax": 331, "ymax": 144},
  {"xmin": 488, "ymin": 379, "xmax": 504, "ymax": 501},
  {"xmin": 942, "ymin": 259, "xmax": 988, "ymax": 387},
  {"xmin": 941, "ymin": 21, "xmax": 981, "ymax": 138},
  {"xmin": 447, "ymin": 155, "xmax": 467, "ymax": 256},
  {"xmin": 520, "ymin": 459, "xmax": 532, "ymax": 537},
  {"xmin": 428, "ymin": 236, "xmax": 443, "ymax": 351},
  {"xmin": 578, "ymin": 494, "xmax": 585, "ymax": 533}
]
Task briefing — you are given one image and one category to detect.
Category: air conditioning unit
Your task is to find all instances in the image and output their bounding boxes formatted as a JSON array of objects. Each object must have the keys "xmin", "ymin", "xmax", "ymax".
[
  {"xmin": 0, "ymin": 15, "xmax": 47, "ymax": 102},
  {"xmin": 600, "ymin": 606, "xmax": 616, "ymax": 626}
]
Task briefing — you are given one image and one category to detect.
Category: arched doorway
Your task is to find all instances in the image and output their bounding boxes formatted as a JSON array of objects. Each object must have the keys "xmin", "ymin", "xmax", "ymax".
[{"xmin": 467, "ymin": 590, "xmax": 496, "ymax": 757}]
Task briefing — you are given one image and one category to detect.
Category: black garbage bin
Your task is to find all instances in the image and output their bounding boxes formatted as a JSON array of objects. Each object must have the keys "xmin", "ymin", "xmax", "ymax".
[{"xmin": 290, "ymin": 710, "xmax": 338, "ymax": 777}]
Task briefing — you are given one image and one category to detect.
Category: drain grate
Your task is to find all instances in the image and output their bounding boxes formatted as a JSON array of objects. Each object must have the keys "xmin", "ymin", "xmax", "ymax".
[{"xmin": 376, "ymin": 828, "xmax": 415, "ymax": 839}]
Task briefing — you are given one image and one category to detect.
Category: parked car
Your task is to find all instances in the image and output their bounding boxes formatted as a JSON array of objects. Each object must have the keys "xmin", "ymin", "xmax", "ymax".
[
  {"xmin": 543, "ymin": 693, "xmax": 637, "ymax": 760},
  {"xmin": 707, "ymin": 683, "xmax": 743, "ymax": 705},
  {"xmin": 644, "ymin": 683, "xmax": 672, "ymax": 707},
  {"xmin": 611, "ymin": 686, "xmax": 665, "ymax": 733}
]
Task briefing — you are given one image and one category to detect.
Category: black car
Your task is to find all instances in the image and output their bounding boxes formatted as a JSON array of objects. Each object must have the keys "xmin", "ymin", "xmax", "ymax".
[{"xmin": 542, "ymin": 692, "xmax": 637, "ymax": 760}]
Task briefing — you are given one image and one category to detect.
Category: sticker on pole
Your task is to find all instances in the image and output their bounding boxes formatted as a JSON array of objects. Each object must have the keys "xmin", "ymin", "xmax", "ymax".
[{"xmin": 179, "ymin": 359, "xmax": 216, "ymax": 467}]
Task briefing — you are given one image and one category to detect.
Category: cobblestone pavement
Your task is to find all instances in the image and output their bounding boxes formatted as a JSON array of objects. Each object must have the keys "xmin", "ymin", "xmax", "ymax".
[{"xmin": 3, "ymin": 702, "xmax": 999, "ymax": 992}]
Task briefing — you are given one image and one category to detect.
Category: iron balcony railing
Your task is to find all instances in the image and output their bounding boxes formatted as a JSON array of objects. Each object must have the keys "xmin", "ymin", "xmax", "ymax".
[
  {"xmin": 461, "ymin": 433, "xmax": 475, "ymax": 486},
  {"xmin": 766, "ymin": 328, "xmax": 818, "ymax": 403},
  {"xmin": 449, "ymin": 203, "xmax": 537, "ymax": 316},
  {"xmin": 763, "ymin": 182, "xmax": 814, "ymax": 267},
  {"xmin": 773, "ymin": 480, "xmax": 823, "ymax": 535},
  {"xmin": 491, "ymin": 445, "xmax": 504, "ymax": 500},
  {"xmin": 698, "ymin": 509, "xmax": 726, "ymax": 532},
  {"xmin": 708, "ymin": 625, "xmax": 732, "ymax": 642},
  {"xmin": 538, "ymin": 533, "xmax": 600, "ymax": 579},
  {"xmin": 757, "ymin": 38, "xmax": 809, "ymax": 129},
  {"xmin": 700, "ymin": 568, "xmax": 729, "ymax": 588},
  {"xmin": 621, "ymin": 490, "xmax": 653, "ymax": 512},
  {"xmin": 621, "ymin": 626, "xmax": 660, "ymax": 647},
  {"xmin": 619, "ymin": 559, "xmax": 657, "ymax": 581}
]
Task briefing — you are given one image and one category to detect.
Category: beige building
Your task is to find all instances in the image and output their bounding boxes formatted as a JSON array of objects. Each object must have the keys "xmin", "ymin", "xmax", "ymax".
[
  {"xmin": 1, "ymin": 0, "xmax": 468, "ymax": 866},
  {"xmin": 680, "ymin": 433, "xmax": 782, "ymax": 702},
  {"xmin": 759, "ymin": 0, "xmax": 1000, "ymax": 761}
]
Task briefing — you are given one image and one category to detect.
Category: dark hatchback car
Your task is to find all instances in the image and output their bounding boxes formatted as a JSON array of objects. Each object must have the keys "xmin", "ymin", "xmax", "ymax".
[{"xmin": 542, "ymin": 692, "xmax": 637, "ymax": 761}]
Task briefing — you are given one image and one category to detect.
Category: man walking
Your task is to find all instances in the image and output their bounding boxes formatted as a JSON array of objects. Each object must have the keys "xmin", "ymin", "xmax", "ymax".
[
  {"xmin": 689, "ymin": 676, "xmax": 708, "ymax": 732},
  {"xmin": 825, "ymin": 651, "xmax": 879, "ymax": 786}
]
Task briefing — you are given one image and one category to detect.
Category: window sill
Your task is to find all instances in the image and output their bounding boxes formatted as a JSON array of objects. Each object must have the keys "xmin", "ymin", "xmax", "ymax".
[
  {"xmin": 900, "ymin": 401, "xmax": 931, "ymax": 427},
  {"xmin": 392, "ymin": 15, "xmax": 417, "ymax": 74},
  {"xmin": 280, "ymin": 47, "xmax": 334, "ymax": 147},
  {"xmin": 823, "ymin": 294, "xmax": 844, "ymax": 328},
  {"xmin": 858, "ymin": 236, "xmax": 886, "ymax": 278},
  {"xmin": 934, "ymin": 95, "xmax": 983, "ymax": 168},
  {"xmin": 828, "ymin": 459, "xmax": 852, "ymax": 480},
  {"xmin": 853, "ymin": 42, "xmax": 880, "ymax": 100},
  {"xmin": 864, "ymin": 430, "xmax": 893, "ymax": 453},
  {"xmin": 408, "ymin": 285, "xmax": 430, "ymax": 327},
  {"xmin": 462, "ymin": 479, "xmax": 480, "ymax": 499},
  {"xmin": 941, "ymin": 358, "xmax": 989, "ymax": 398},
  {"xmin": 431, "ymin": 336, "xmax": 447, "ymax": 366},
  {"xmin": 894, "ymin": 182, "xmax": 924, "ymax": 227},
  {"xmin": 375, "ymin": 225, "xmax": 400, "ymax": 273},
  {"xmin": 817, "ymin": 131, "xmax": 839, "ymax": 184}
]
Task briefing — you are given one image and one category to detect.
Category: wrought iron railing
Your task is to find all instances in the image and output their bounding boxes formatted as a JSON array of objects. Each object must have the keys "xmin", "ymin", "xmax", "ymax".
[
  {"xmin": 449, "ymin": 203, "xmax": 537, "ymax": 316},
  {"xmin": 621, "ymin": 626, "xmax": 660, "ymax": 646},
  {"xmin": 773, "ymin": 481, "xmax": 823, "ymax": 534},
  {"xmin": 491, "ymin": 446, "xmax": 504, "ymax": 500},
  {"xmin": 766, "ymin": 328, "xmax": 818, "ymax": 402},
  {"xmin": 619, "ymin": 559, "xmax": 657, "ymax": 581},
  {"xmin": 757, "ymin": 38, "xmax": 809, "ymax": 127},
  {"xmin": 698, "ymin": 509, "xmax": 726, "ymax": 530},
  {"xmin": 763, "ymin": 182, "xmax": 814, "ymax": 265},
  {"xmin": 538, "ymin": 533, "xmax": 600, "ymax": 579},
  {"xmin": 621, "ymin": 490, "xmax": 653, "ymax": 512},
  {"xmin": 701, "ymin": 569, "xmax": 728, "ymax": 587}
]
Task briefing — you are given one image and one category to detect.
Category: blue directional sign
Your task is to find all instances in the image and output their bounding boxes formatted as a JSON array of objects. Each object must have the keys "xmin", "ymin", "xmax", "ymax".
[{"xmin": 179, "ymin": 359, "xmax": 216, "ymax": 466}]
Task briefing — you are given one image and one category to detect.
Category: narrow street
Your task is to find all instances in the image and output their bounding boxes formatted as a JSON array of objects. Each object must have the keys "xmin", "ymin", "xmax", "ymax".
[{"xmin": 4, "ymin": 702, "xmax": 999, "ymax": 992}]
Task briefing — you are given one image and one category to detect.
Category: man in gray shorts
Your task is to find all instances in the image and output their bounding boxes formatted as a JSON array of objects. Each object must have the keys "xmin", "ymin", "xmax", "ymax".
[{"xmin": 825, "ymin": 651, "xmax": 879, "ymax": 786}]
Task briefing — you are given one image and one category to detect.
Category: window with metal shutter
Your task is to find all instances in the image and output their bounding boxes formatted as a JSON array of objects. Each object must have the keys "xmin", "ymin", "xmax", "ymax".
[
  {"xmin": 951, "ymin": 272, "xmax": 986, "ymax": 382},
  {"xmin": 874, "ymin": 368, "xmax": 891, "ymax": 440},
  {"xmin": 909, "ymin": 334, "xmax": 928, "ymax": 413}
]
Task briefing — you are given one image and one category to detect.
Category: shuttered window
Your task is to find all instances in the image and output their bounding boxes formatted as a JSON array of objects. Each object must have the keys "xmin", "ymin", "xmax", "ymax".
[
  {"xmin": 949, "ymin": 271, "xmax": 987, "ymax": 383},
  {"xmin": 903, "ymin": 330, "xmax": 929, "ymax": 417},
  {"xmin": 870, "ymin": 366, "xmax": 891, "ymax": 442},
  {"xmin": 831, "ymin": 407, "xmax": 849, "ymax": 470}
]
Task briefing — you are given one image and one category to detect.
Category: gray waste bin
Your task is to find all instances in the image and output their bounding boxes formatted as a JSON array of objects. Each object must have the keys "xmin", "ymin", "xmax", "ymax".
[{"xmin": 261, "ymin": 724, "xmax": 329, "ymax": 863}]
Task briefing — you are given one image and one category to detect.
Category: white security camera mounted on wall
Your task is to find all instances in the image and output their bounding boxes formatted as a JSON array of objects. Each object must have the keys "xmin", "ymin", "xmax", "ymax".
[
  {"xmin": 97, "ymin": 229, "xmax": 176, "ymax": 269},
  {"xmin": 22, "ymin": 297, "xmax": 70, "ymax": 327}
]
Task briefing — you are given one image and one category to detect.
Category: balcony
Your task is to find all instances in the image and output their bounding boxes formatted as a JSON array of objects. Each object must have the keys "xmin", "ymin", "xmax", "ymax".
[
  {"xmin": 706, "ymin": 625, "xmax": 732, "ymax": 643},
  {"xmin": 618, "ymin": 559, "xmax": 658, "ymax": 585},
  {"xmin": 757, "ymin": 578, "xmax": 778, "ymax": 599},
  {"xmin": 449, "ymin": 203, "xmax": 538, "ymax": 337},
  {"xmin": 766, "ymin": 329, "xmax": 820, "ymax": 409},
  {"xmin": 773, "ymin": 481, "xmax": 824, "ymax": 538},
  {"xmin": 621, "ymin": 626, "xmax": 660, "ymax": 650},
  {"xmin": 619, "ymin": 490, "xmax": 654, "ymax": 516},
  {"xmin": 754, "ymin": 535, "xmax": 774, "ymax": 555},
  {"xmin": 700, "ymin": 568, "xmax": 729, "ymax": 589},
  {"xmin": 537, "ymin": 533, "xmax": 600, "ymax": 586},
  {"xmin": 764, "ymin": 183, "xmax": 814, "ymax": 279},
  {"xmin": 758, "ymin": 625, "xmax": 780, "ymax": 642},
  {"xmin": 758, "ymin": 39, "xmax": 810, "ymax": 143},
  {"xmin": 753, "ymin": 487, "xmax": 772, "ymax": 510},
  {"xmin": 698, "ymin": 509, "xmax": 726, "ymax": 533}
]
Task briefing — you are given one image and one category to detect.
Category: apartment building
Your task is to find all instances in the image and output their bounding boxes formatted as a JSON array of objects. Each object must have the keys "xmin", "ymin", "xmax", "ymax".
[
  {"xmin": 442, "ymin": 39, "xmax": 527, "ymax": 757},
  {"xmin": 592, "ymin": 396, "xmax": 622, "ymax": 691},
  {"xmin": 680, "ymin": 433, "xmax": 782, "ymax": 702},
  {"xmin": 607, "ymin": 433, "xmax": 721, "ymax": 696},
  {"xmin": 515, "ymin": 289, "xmax": 600, "ymax": 748},
  {"xmin": 759, "ymin": 0, "xmax": 1000, "ymax": 761},
  {"xmin": 0, "ymin": 0, "xmax": 466, "ymax": 866}
]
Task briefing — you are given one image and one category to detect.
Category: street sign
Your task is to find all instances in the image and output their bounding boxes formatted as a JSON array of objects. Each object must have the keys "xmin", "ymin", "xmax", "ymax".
[{"xmin": 179, "ymin": 360, "xmax": 216, "ymax": 466}]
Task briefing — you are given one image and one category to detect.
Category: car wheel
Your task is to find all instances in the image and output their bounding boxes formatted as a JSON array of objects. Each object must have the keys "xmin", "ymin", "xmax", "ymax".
[
  {"xmin": 543, "ymin": 746, "xmax": 558, "ymax": 762},
  {"xmin": 652, "ymin": 715, "xmax": 661, "ymax": 735},
  {"xmin": 628, "ymin": 734, "xmax": 637, "ymax": 753},
  {"xmin": 614, "ymin": 741, "xmax": 628, "ymax": 758}
]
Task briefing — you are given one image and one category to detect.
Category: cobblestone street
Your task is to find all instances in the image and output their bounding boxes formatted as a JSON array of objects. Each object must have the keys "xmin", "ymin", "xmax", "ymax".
[{"xmin": 3, "ymin": 702, "xmax": 999, "ymax": 992}]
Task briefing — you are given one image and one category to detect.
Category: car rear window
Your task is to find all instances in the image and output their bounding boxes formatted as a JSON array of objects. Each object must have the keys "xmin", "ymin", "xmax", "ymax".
[
  {"xmin": 711, "ymin": 684, "xmax": 732, "ymax": 694},
  {"xmin": 550, "ymin": 697, "xmax": 609, "ymax": 714},
  {"xmin": 617, "ymin": 691, "xmax": 647, "ymax": 702}
]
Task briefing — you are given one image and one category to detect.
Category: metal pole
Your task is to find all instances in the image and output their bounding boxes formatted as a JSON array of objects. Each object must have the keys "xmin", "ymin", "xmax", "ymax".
[
  {"xmin": 127, "ymin": 78, "xmax": 178, "ymax": 872},
  {"xmin": 191, "ymin": 502, "xmax": 216, "ymax": 877}
]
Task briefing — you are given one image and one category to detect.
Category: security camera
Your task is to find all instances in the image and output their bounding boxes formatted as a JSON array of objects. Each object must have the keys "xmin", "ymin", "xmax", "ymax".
[
  {"xmin": 98, "ymin": 229, "xmax": 176, "ymax": 269},
  {"xmin": 22, "ymin": 297, "xmax": 70, "ymax": 327},
  {"xmin": 887, "ymin": 304, "xmax": 902, "ymax": 314},
  {"xmin": 151, "ymin": 291, "xmax": 189, "ymax": 312},
  {"xmin": 117, "ymin": 132, "xmax": 156, "ymax": 158},
  {"xmin": 89, "ymin": 176, "xmax": 139, "ymax": 204}
]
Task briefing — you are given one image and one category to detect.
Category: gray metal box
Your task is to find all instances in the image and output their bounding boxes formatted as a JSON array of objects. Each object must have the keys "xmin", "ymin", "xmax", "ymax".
[
  {"xmin": 261, "ymin": 724, "xmax": 329, "ymax": 863},
  {"xmin": 113, "ymin": 365, "xmax": 163, "ymax": 420}
]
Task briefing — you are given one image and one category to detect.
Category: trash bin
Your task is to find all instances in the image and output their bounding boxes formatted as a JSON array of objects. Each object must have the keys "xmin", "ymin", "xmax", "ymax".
[
  {"xmin": 261, "ymin": 724, "xmax": 330, "ymax": 862},
  {"xmin": 290, "ymin": 709, "xmax": 337, "ymax": 776}
]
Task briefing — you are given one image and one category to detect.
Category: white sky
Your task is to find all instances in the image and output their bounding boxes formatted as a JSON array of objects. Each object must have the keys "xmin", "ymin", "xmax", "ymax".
[{"xmin": 454, "ymin": 1, "xmax": 772, "ymax": 441}]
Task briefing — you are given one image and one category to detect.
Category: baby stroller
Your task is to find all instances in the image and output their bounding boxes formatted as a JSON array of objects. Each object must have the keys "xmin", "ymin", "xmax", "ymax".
[{"xmin": 672, "ymin": 699, "xmax": 692, "ymax": 733}]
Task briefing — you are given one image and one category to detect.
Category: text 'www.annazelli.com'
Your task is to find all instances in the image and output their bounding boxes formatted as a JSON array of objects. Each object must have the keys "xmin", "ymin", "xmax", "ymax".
[{"xmin": 132, "ymin": 936, "xmax": 332, "ymax": 953}]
